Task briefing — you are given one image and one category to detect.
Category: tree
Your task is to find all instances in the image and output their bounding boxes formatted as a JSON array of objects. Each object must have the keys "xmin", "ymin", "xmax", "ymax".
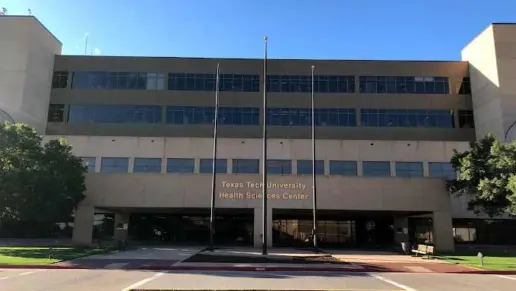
[
  {"xmin": 447, "ymin": 134, "xmax": 516, "ymax": 217},
  {"xmin": 0, "ymin": 123, "xmax": 86, "ymax": 236}
]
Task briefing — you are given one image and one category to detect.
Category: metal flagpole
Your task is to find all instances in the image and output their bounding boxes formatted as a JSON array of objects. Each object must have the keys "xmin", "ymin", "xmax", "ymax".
[
  {"xmin": 262, "ymin": 36, "xmax": 269, "ymax": 255},
  {"xmin": 311, "ymin": 65, "xmax": 318, "ymax": 250},
  {"xmin": 208, "ymin": 63, "xmax": 221, "ymax": 251}
]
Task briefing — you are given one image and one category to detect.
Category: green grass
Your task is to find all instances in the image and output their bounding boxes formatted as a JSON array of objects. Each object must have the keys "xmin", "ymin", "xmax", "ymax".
[
  {"xmin": 441, "ymin": 255, "xmax": 516, "ymax": 270},
  {"xmin": 0, "ymin": 247, "xmax": 109, "ymax": 265}
]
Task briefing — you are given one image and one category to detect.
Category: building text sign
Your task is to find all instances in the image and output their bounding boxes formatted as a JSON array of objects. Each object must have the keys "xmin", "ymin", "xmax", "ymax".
[{"xmin": 219, "ymin": 181, "xmax": 309, "ymax": 200}]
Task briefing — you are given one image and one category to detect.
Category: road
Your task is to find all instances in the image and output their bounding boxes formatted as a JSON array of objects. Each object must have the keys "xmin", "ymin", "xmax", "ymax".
[{"xmin": 1, "ymin": 269, "xmax": 515, "ymax": 291}]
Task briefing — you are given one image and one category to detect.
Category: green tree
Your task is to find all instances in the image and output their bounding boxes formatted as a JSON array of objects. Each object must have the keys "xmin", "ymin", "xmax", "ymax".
[
  {"xmin": 447, "ymin": 134, "xmax": 516, "ymax": 217},
  {"xmin": 0, "ymin": 123, "xmax": 86, "ymax": 236}
]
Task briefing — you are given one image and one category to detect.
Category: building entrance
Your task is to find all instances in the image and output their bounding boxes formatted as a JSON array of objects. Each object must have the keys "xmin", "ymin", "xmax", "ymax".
[
  {"xmin": 128, "ymin": 208, "xmax": 253, "ymax": 246},
  {"xmin": 273, "ymin": 210, "xmax": 395, "ymax": 249}
]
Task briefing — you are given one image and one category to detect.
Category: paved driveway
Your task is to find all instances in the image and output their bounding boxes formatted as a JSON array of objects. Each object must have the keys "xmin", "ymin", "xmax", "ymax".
[{"xmin": 56, "ymin": 246, "xmax": 203, "ymax": 269}]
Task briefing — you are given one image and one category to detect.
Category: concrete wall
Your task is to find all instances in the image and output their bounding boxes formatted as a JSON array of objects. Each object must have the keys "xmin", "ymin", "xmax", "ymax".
[{"xmin": 0, "ymin": 16, "xmax": 62, "ymax": 132}]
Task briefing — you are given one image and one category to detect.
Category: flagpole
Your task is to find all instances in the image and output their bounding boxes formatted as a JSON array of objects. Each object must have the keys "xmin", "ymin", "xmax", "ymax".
[
  {"xmin": 208, "ymin": 62, "xmax": 220, "ymax": 251},
  {"xmin": 311, "ymin": 65, "xmax": 318, "ymax": 250},
  {"xmin": 262, "ymin": 36, "xmax": 269, "ymax": 255}
]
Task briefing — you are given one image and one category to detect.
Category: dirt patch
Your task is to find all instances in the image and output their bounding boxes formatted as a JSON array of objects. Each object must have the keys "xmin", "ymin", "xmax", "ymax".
[{"xmin": 184, "ymin": 253, "xmax": 350, "ymax": 265}]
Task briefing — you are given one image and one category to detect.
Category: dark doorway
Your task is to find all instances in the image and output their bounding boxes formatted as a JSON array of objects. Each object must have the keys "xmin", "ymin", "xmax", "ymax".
[{"xmin": 128, "ymin": 209, "xmax": 253, "ymax": 246}]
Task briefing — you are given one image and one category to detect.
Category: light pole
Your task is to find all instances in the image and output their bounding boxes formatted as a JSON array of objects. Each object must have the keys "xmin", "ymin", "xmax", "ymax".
[
  {"xmin": 208, "ymin": 63, "xmax": 221, "ymax": 251},
  {"xmin": 262, "ymin": 36, "xmax": 269, "ymax": 255},
  {"xmin": 310, "ymin": 65, "xmax": 318, "ymax": 250}
]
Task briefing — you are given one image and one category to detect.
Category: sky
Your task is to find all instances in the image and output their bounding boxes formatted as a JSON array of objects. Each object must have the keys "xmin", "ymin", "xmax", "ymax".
[{"xmin": 3, "ymin": 0, "xmax": 516, "ymax": 60}]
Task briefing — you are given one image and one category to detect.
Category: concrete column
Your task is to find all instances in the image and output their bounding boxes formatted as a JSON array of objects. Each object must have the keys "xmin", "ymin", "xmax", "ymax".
[
  {"xmin": 254, "ymin": 207, "xmax": 272, "ymax": 248},
  {"xmin": 423, "ymin": 161, "xmax": 430, "ymax": 177},
  {"xmin": 393, "ymin": 217, "xmax": 409, "ymax": 244},
  {"xmin": 433, "ymin": 211, "xmax": 455, "ymax": 252},
  {"xmin": 72, "ymin": 204, "xmax": 95, "ymax": 246},
  {"xmin": 114, "ymin": 212, "xmax": 130, "ymax": 241}
]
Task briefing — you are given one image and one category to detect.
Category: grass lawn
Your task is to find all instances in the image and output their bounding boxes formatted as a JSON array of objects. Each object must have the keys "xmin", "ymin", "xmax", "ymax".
[
  {"xmin": 0, "ymin": 247, "xmax": 109, "ymax": 265},
  {"xmin": 441, "ymin": 255, "xmax": 516, "ymax": 270}
]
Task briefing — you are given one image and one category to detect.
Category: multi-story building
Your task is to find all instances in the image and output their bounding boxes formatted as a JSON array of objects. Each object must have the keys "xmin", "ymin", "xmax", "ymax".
[{"xmin": 1, "ymin": 15, "xmax": 516, "ymax": 251}]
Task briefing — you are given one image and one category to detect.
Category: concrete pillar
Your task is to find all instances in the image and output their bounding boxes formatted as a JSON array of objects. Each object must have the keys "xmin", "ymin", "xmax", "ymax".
[
  {"xmin": 433, "ymin": 211, "xmax": 455, "ymax": 252},
  {"xmin": 72, "ymin": 204, "xmax": 95, "ymax": 246},
  {"xmin": 393, "ymin": 216, "xmax": 409, "ymax": 244},
  {"xmin": 254, "ymin": 207, "xmax": 272, "ymax": 248},
  {"xmin": 114, "ymin": 212, "xmax": 130, "ymax": 241}
]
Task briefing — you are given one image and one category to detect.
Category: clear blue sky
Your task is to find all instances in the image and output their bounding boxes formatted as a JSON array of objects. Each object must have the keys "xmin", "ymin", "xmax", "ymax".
[{"xmin": 4, "ymin": 0, "xmax": 516, "ymax": 60}]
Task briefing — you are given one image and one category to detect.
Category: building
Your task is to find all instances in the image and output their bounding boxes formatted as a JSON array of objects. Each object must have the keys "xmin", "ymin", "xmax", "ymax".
[{"xmin": 1, "ymin": 15, "xmax": 516, "ymax": 251}]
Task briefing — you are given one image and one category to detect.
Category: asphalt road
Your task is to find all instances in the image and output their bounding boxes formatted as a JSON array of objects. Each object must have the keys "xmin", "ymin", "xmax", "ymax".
[{"xmin": 1, "ymin": 269, "xmax": 516, "ymax": 291}]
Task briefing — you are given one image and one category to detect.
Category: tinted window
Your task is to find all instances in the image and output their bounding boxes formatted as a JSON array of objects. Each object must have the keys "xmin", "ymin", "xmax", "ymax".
[
  {"xmin": 47, "ymin": 104, "xmax": 65, "ymax": 122},
  {"xmin": 200, "ymin": 159, "xmax": 227, "ymax": 174},
  {"xmin": 82, "ymin": 157, "xmax": 96, "ymax": 173},
  {"xmin": 100, "ymin": 157, "xmax": 129, "ymax": 173},
  {"xmin": 68, "ymin": 105, "xmax": 162, "ymax": 124},
  {"xmin": 52, "ymin": 71, "xmax": 69, "ymax": 88},
  {"xmin": 166, "ymin": 158, "xmax": 195, "ymax": 173},
  {"xmin": 267, "ymin": 160, "xmax": 292, "ymax": 175},
  {"xmin": 395, "ymin": 162, "xmax": 423, "ymax": 177},
  {"xmin": 166, "ymin": 106, "xmax": 259, "ymax": 125},
  {"xmin": 429, "ymin": 162, "xmax": 456, "ymax": 180},
  {"xmin": 458, "ymin": 110, "xmax": 475, "ymax": 128},
  {"xmin": 297, "ymin": 160, "xmax": 324, "ymax": 175},
  {"xmin": 361, "ymin": 109, "xmax": 454, "ymax": 128},
  {"xmin": 267, "ymin": 75, "xmax": 355, "ymax": 93},
  {"xmin": 267, "ymin": 108, "xmax": 356, "ymax": 126},
  {"xmin": 71, "ymin": 72, "xmax": 164, "ymax": 90},
  {"xmin": 359, "ymin": 76, "xmax": 449, "ymax": 94},
  {"xmin": 457, "ymin": 77, "xmax": 471, "ymax": 95},
  {"xmin": 168, "ymin": 73, "xmax": 260, "ymax": 92},
  {"xmin": 329, "ymin": 161, "xmax": 357, "ymax": 176},
  {"xmin": 133, "ymin": 158, "xmax": 162, "ymax": 173},
  {"xmin": 363, "ymin": 161, "xmax": 391, "ymax": 177},
  {"xmin": 232, "ymin": 159, "xmax": 259, "ymax": 174}
]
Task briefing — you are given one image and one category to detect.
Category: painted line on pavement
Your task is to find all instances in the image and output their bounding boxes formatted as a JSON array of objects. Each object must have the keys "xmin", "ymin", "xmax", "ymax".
[
  {"xmin": 496, "ymin": 275, "xmax": 516, "ymax": 281},
  {"xmin": 121, "ymin": 272, "xmax": 165, "ymax": 291},
  {"xmin": 0, "ymin": 269, "xmax": 45, "ymax": 281},
  {"xmin": 368, "ymin": 273, "xmax": 418, "ymax": 291}
]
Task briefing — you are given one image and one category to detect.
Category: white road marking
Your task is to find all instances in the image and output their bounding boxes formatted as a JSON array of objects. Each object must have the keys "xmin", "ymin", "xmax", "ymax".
[
  {"xmin": 121, "ymin": 272, "xmax": 165, "ymax": 291},
  {"xmin": 368, "ymin": 273, "xmax": 418, "ymax": 291},
  {"xmin": 0, "ymin": 269, "xmax": 45, "ymax": 280},
  {"xmin": 496, "ymin": 275, "xmax": 516, "ymax": 281},
  {"xmin": 405, "ymin": 266, "xmax": 431, "ymax": 273}
]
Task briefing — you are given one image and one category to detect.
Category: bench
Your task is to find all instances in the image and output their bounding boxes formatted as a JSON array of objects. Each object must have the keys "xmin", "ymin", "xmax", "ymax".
[{"xmin": 411, "ymin": 244, "xmax": 435, "ymax": 258}]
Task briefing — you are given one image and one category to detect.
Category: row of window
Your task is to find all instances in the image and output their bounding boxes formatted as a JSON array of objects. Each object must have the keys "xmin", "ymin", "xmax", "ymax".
[
  {"xmin": 48, "ymin": 104, "xmax": 475, "ymax": 129},
  {"xmin": 84, "ymin": 157, "xmax": 456, "ymax": 179},
  {"xmin": 52, "ymin": 71, "xmax": 471, "ymax": 94}
]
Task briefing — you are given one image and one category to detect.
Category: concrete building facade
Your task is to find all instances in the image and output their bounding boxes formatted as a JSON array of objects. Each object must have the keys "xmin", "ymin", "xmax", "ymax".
[{"xmin": 2, "ymin": 15, "xmax": 516, "ymax": 251}]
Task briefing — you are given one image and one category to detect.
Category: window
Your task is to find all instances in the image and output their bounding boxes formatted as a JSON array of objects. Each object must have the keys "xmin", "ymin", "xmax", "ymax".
[
  {"xmin": 297, "ymin": 160, "xmax": 324, "ymax": 175},
  {"xmin": 360, "ymin": 109, "xmax": 454, "ymax": 128},
  {"xmin": 458, "ymin": 110, "xmax": 475, "ymax": 128},
  {"xmin": 82, "ymin": 157, "xmax": 96, "ymax": 173},
  {"xmin": 232, "ymin": 159, "xmax": 259, "ymax": 174},
  {"xmin": 52, "ymin": 71, "xmax": 69, "ymax": 88},
  {"xmin": 166, "ymin": 158, "xmax": 195, "ymax": 173},
  {"xmin": 168, "ymin": 73, "xmax": 260, "ymax": 92},
  {"xmin": 363, "ymin": 161, "xmax": 391, "ymax": 177},
  {"xmin": 453, "ymin": 227, "xmax": 476, "ymax": 243},
  {"xmin": 67, "ymin": 105, "xmax": 162, "ymax": 124},
  {"xmin": 395, "ymin": 162, "xmax": 423, "ymax": 177},
  {"xmin": 267, "ymin": 160, "xmax": 292, "ymax": 175},
  {"xmin": 329, "ymin": 161, "xmax": 357, "ymax": 176},
  {"xmin": 71, "ymin": 71, "xmax": 165, "ymax": 90},
  {"xmin": 267, "ymin": 75, "xmax": 355, "ymax": 93},
  {"xmin": 100, "ymin": 157, "xmax": 129, "ymax": 173},
  {"xmin": 267, "ymin": 108, "xmax": 356, "ymax": 126},
  {"xmin": 133, "ymin": 158, "xmax": 162, "ymax": 173},
  {"xmin": 429, "ymin": 162, "xmax": 456, "ymax": 179},
  {"xmin": 457, "ymin": 77, "xmax": 471, "ymax": 95},
  {"xmin": 200, "ymin": 159, "xmax": 227, "ymax": 173},
  {"xmin": 359, "ymin": 76, "xmax": 449, "ymax": 94},
  {"xmin": 47, "ymin": 104, "xmax": 65, "ymax": 122},
  {"xmin": 166, "ymin": 106, "xmax": 259, "ymax": 125}
]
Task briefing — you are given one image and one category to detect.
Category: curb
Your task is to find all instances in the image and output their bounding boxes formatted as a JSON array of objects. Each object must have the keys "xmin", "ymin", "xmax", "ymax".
[{"xmin": 1, "ymin": 264, "xmax": 516, "ymax": 275}]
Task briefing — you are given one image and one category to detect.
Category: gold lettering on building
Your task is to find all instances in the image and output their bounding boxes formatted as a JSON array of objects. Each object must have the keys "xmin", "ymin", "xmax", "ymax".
[{"xmin": 219, "ymin": 181, "xmax": 308, "ymax": 200}]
